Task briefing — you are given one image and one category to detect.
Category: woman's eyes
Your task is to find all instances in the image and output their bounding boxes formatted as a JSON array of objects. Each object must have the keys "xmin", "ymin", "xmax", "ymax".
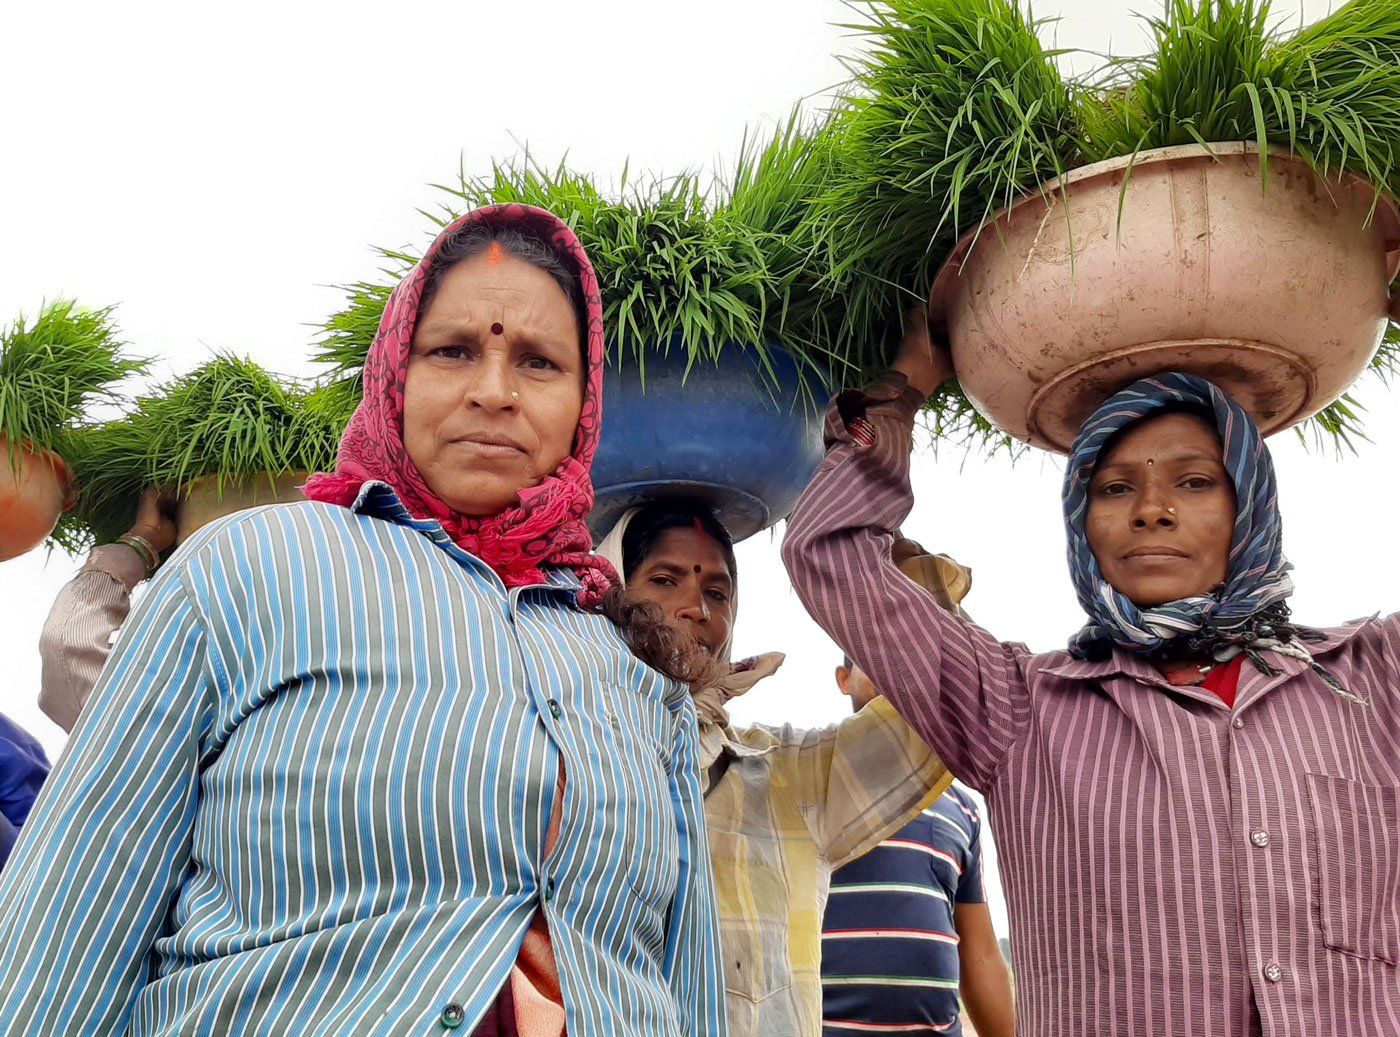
[
  {"xmin": 422, "ymin": 346, "xmax": 561, "ymax": 371},
  {"xmin": 1093, "ymin": 475, "xmax": 1217, "ymax": 496},
  {"xmin": 429, "ymin": 345, "xmax": 469, "ymax": 360},
  {"xmin": 645, "ymin": 574, "xmax": 728, "ymax": 602}
]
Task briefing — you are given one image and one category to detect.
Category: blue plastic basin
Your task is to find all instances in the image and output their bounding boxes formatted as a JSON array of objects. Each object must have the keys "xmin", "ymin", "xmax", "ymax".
[{"xmin": 589, "ymin": 342, "xmax": 832, "ymax": 542}]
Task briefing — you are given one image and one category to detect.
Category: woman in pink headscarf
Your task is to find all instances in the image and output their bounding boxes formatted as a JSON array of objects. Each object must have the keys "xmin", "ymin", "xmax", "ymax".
[{"xmin": 0, "ymin": 206, "xmax": 726, "ymax": 1037}]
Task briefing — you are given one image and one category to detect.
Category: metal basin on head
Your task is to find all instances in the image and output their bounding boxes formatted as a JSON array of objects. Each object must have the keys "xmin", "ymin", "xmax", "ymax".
[
  {"xmin": 589, "ymin": 341, "xmax": 830, "ymax": 542},
  {"xmin": 0, "ymin": 441, "xmax": 72, "ymax": 561},
  {"xmin": 929, "ymin": 142, "xmax": 1400, "ymax": 453},
  {"xmin": 176, "ymin": 472, "xmax": 309, "ymax": 544}
]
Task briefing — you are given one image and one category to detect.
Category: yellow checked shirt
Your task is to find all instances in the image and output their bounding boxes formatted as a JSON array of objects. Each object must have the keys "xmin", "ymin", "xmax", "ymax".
[
  {"xmin": 701, "ymin": 699, "xmax": 951, "ymax": 1037},
  {"xmin": 703, "ymin": 545, "xmax": 969, "ymax": 1036}
]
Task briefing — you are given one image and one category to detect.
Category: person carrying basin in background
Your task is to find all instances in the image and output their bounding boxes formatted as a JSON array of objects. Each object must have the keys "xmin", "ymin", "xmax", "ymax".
[
  {"xmin": 0, "ymin": 204, "xmax": 725, "ymax": 1037},
  {"xmin": 37, "ymin": 486, "xmax": 179, "ymax": 733},
  {"xmin": 597, "ymin": 498, "xmax": 953, "ymax": 1037},
  {"xmin": 783, "ymin": 309, "xmax": 1400, "ymax": 1036}
]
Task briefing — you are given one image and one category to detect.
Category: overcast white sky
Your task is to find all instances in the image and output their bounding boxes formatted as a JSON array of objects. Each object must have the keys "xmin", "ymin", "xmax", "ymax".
[{"xmin": 2, "ymin": 0, "xmax": 1392, "ymax": 939}]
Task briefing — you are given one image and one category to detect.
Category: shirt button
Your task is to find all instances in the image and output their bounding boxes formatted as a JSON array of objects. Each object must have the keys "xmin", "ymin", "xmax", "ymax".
[
  {"xmin": 441, "ymin": 1002, "xmax": 466, "ymax": 1029},
  {"xmin": 1232, "ymin": 716, "xmax": 1245, "ymax": 729},
  {"xmin": 1251, "ymin": 830, "xmax": 1271, "ymax": 848},
  {"xmin": 545, "ymin": 878, "xmax": 556, "ymax": 902},
  {"xmin": 547, "ymin": 699, "xmax": 562, "ymax": 719},
  {"xmin": 1263, "ymin": 962, "xmax": 1283, "ymax": 983}
]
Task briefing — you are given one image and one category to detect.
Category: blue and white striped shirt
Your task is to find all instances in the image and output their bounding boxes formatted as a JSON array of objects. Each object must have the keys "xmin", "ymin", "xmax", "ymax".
[
  {"xmin": 822, "ymin": 785, "xmax": 984, "ymax": 1035},
  {"xmin": 0, "ymin": 484, "xmax": 726, "ymax": 1036}
]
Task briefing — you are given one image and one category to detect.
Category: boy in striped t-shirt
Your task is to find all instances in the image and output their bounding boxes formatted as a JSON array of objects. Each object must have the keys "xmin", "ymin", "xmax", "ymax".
[{"xmin": 821, "ymin": 660, "xmax": 1014, "ymax": 1036}]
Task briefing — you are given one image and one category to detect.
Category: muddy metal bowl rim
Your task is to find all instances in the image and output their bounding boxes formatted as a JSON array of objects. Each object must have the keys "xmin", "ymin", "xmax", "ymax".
[
  {"xmin": 927, "ymin": 143, "xmax": 1400, "ymax": 450},
  {"xmin": 930, "ymin": 141, "xmax": 1400, "ymax": 313}
]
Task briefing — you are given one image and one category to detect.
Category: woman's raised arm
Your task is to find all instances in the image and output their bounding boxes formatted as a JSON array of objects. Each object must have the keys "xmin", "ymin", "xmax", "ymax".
[{"xmin": 781, "ymin": 330, "xmax": 1036, "ymax": 790}]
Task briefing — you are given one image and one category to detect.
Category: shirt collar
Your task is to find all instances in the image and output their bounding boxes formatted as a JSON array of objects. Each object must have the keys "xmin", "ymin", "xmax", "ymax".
[
  {"xmin": 1040, "ymin": 616, "xmax": 1376, "ymax": 686},
  {"xmin": 346, "ymin": 480, "xmax": 582, "ymax": 595},
  {"xmin": 350, "ymin": 480, "xmax": 437, "ymax": 528},
  {"xmin": 1040, "ymin": 646, "xmax": 1164, "ymax": 686},
  {"xmin": 1297, "ymin": 615, "xmax": 1376, "ymax": 655}
]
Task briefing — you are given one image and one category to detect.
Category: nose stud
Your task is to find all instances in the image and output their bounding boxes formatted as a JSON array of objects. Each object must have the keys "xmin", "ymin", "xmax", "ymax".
[
  {"xmin": 1167, "ymin": 506, "xmax": 1177, "ymax": 515},
  {"xmin": 511, "ymin": 391, "xmax": 520, "ymax": 401}
]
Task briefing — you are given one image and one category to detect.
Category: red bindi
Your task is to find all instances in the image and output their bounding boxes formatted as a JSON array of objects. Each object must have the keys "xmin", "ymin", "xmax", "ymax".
[{"xmin": 491, "ymin": 322, "xmax": 504, "ymax": 336}]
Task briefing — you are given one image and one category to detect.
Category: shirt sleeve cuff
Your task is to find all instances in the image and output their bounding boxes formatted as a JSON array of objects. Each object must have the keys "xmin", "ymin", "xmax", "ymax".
[
  {"xmin": 825, "ymin": 371, "xmax": 926, "ymax": 446},
  {"xmin": 82, "ymin": 543, "xmax": 149, "ymax": 592}
]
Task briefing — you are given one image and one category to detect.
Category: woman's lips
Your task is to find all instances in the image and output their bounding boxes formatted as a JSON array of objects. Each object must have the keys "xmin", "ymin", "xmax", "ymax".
[{"xmin": 451, "ymin": 433, "xmax": 526, "ymax": 457}]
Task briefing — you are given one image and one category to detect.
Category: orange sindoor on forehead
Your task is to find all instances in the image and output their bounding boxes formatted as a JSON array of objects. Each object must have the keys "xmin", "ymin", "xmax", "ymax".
[
  {"xmin": 690, "ymin": 518, "xmax": 713, "ymax": 572},
  {"xmin": 487, "ymin": 239, "xmax": 505, "ymax": 266}
]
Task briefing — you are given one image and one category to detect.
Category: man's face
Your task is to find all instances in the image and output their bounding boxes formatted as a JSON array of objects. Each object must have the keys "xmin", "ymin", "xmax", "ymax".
[{"xmin": 836, "ymin": 662, "xmax": 880, "ymax": 712}]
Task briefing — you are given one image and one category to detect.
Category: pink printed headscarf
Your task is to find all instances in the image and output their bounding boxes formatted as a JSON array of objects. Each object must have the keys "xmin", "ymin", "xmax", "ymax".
[{"xmin": 304, "ymin": 204, "xmax": 617, "ymax": 607}]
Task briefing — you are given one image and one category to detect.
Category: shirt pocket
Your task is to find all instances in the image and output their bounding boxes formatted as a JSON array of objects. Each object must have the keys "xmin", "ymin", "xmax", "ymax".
[
  {"xmin": 1307, "ymin": 772, "xmax": 1400, "ymax": 965},
  {"xmin": 707, "ymin": 829, "xmax": 796, "ymax": 1010},
  {"xmin": 600, "ymin": 684, "xmax": 680, "ymax": 909},
  {"xmin": 623, "ymin": 746, "xmax": 681, "ymax": 909}
]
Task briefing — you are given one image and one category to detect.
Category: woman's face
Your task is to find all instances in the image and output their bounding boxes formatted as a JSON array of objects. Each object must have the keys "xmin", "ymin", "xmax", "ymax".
[
  {"xmin": 1086, "ymin": 412, "xmax": 1237, "ymax": 608},
  {"xmin": 403, "ymin": 250, "xmax": 584, "ymax": 517},
  {"xmin": 625, "ymin": 526, "xmax": 735, "ymax": 658}
]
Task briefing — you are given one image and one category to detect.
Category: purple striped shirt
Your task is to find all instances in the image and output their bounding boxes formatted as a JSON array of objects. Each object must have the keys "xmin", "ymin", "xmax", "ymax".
[{"xmin": 782, "ymin": 376, "xmax": 1400, "ymax": 1037}]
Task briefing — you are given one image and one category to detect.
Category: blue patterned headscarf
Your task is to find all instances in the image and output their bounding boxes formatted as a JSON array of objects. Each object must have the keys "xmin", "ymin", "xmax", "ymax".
[{"xmin": 1063, "ymin": 373, "xmax": 1293, "ymax": 659}]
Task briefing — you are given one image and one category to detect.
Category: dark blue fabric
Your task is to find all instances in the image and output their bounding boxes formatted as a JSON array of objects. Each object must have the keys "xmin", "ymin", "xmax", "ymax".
[
  {"xmin": 821, "ymin": 786, "xmax": 984, "ymax": 1035},
  {"xmin": 0, "ymin": 713, "xmax": 49, "ymax": 870},
  {"xmin": 1062, "ymin": 372, "xmax": 1291, "ymax": 658},
  {"xmin": 0, "ymin": 818, "xmax": 16, "ymax": 871}
]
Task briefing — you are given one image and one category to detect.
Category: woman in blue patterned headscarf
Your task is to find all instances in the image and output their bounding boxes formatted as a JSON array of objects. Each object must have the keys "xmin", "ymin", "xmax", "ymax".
[
  {"xmin": 784, "ymin": 318, "xmax": 1400, "ymax": 1032},
  {"xmin": 1062, "ymin": 371, "xmax": 1352, "ymax": 695}
]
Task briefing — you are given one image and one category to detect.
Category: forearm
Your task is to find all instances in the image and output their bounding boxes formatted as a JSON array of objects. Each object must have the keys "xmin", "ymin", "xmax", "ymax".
[
  {"xmin": 956, "ymin": 903, "xmax": 1016, "ymax": 1037},
  {"xmin": 782, "ymin": 380, "xmax": 936, "ymax": 715},
  {"xmin": 781, "ymin": 379, "xmax": 1029, "ymax": 788},
  {"xmin": 38, "ymin": 544, "xmax": 145, "ymax": 732},
  {"xmin": 962, "ymin": 954, "xmax": 1016, "ymax": 1037}
]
